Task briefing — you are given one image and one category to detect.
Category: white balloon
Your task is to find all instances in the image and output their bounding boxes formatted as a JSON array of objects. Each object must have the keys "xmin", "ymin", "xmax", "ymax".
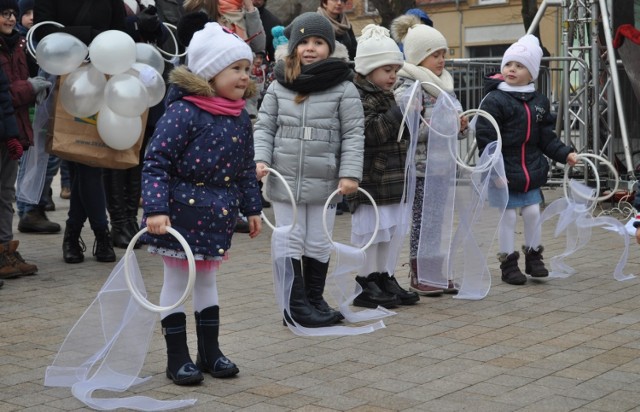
[
  {"xmin": 127, "ymin": 63, "xmax": 166, "ymax": 107},
  {"xmin": 89, "ymin": 30, "xmax": 136, "ymax": 75},
  {"xmin": 135, "ymin": 43, "xmax": 165, "ymax": 75},
  {"xmin": 36, "ymin": 33, "xmax": 87, "ymax": 75},
  {"xmin": 59, "ymin": 65, "xmax": 106, "ymax": 118},
  {"xmin": 97, "ymin": 106, "xmax": 142, "ymax": 150},
  {"xmin": 104, "ymin": 73, "xmax": 148, "ymax": 117}
]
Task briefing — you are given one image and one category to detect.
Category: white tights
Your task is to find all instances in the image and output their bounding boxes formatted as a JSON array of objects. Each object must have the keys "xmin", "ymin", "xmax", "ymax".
[
  {"xmin": 159, "ymin": 258, "xmax": 219, "ymax": 320},
  {"xmin": 358, "ymin": 241, "xmax": 391, "ymax": 276},
  {"xmin": 498, "ymin": 203, "xmax": 541, "ymax": 254}
]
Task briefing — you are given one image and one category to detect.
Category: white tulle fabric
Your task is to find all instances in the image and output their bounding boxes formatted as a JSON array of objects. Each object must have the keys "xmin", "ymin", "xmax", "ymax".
[
  {"xmin": 416, "ymin": 92, "xmax": 460, "ymax": 289},
  {"xmin": 540, "ymin": 180, "xmax": 634, "ymax": 281},
  {"xmin": 16, "ymin": 73, "xmax": 56, "ymax": 204},
  {"xmin": 450, "ymin": 141, "xmax": 508, "ymax": 299},
  {"xmin": 44, "ymin": 254, "xmax": 197, "ymax": 411}
]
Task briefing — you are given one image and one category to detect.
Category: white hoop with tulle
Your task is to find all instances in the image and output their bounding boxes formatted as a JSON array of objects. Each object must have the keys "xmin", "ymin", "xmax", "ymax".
[
  {"xmin": 322, "ymin": 188, "xmax": 379, "ymax": 251},
  {"xmin": 260, "ymin": 167, "xmax": 297, "ymax": 232}
]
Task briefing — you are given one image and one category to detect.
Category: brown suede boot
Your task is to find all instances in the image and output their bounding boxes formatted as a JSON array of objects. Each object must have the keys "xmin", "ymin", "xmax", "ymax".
[
  {"xmin": 5, "ymin": 240, "xmax": 38, "ymax": 276},
  {"xmin": 0, "ymin": 244, "xmax": 20, "ymax": 279}
]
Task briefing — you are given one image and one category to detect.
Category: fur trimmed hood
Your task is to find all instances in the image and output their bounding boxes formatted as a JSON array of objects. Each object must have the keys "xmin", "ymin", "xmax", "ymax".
[{"xmin": 168, "ymin": 65, "xmax": 257, "ymax": 101}]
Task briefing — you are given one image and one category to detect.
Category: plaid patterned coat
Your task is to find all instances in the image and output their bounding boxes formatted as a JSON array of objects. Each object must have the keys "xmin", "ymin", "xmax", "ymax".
[{"xmin": 347, "ymin": 76, "xmax": 408, "ymax": 212}]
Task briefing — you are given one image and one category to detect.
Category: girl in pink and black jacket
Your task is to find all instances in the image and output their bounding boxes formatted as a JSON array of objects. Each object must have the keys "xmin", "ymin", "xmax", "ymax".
[{"xmin": 476, "ymin": 34, "xmax": 577, "ymax": 286}]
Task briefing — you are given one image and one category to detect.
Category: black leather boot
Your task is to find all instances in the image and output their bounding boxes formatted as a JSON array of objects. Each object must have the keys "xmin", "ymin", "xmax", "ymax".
[
  {"xmin": 283, "ymin": 258, "xmax": 340, "ymax": 327},
  {"xmin": 18, "ymin": 206, "xmax": 61, "ymax": 234},
  {"xmin": 375, "ymin": 272, "xmax": 420, "ymax": 305},
  {"xmin": 302, "ymin": 256, "xmax": 343, "ymax": 321},
  {"xmin": 195, "ymin": 306, "xmax": 239, "ymax": 378},
  {"xmin": 104, "ymin": 169, "xmax": 132, "ymax": 249},
  {"xmin": 522, "ymin": 245, "xmax": 549, "ymax": 278},
  {"xmin": 62, "ymin": 225, "xmax": 85, "ymax": 264},
  {"xmin": 498, "ymin": 252, "xmax": 527, "ymax": 285},
  {"xmin": 93, "ymin": 228, "xmax": 116, "ymax": 262},
  {"xmin": 353, "ymin": 273, "xmax": 401, "ymax": 309},
  {"xmin": 161, "ymin": 313, "xmax": 203, "ymax": 385}
]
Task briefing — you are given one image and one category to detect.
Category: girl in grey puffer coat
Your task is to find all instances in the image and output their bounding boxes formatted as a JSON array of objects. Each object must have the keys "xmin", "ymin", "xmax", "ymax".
[{"xmin": 254, "ymin": 13, "xmax": 364, "ymax": 328}]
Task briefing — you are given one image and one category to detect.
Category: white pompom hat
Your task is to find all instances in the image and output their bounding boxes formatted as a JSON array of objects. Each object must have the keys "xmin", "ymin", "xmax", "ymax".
[
  {"xmin": 354, "ymin": 24, "xmax": 404, "ymax": 76},
  {"xmin": 501, "ymin": 34, "xmax": 543, "ymax": 81},
  {"xmin": 187, "ymin": 22, "xmax": 253, "ymax": 80}
]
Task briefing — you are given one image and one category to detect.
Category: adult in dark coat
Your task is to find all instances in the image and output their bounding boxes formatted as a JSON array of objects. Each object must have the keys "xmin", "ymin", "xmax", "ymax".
[
  {"xmin": 317, "ymin": 0, "xmax": 357, "ymax": 61},
  {"xmin": 34, "ymin": 0, "xmax": 128, "ymax": 264},
  {"xmin": 252, "ymin": 0, "xmax": 280, "ymax": 62}
]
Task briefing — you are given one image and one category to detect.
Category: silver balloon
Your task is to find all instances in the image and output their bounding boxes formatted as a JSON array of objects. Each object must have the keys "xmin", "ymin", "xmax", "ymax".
[
  {"xmin": 59, "ymin": 65, "xmax": 106, "ymax": 118},
  {"xmin": 127, "ymin": 63, "xmax": 166, "ymax": 107},
  {"xmin": 104, "ymin": 73, "xmax": 148, "ymax": 117},
  {"xmin": 36, "ymin": 33, "xmax": 87, "ymax": 75},
  {"xmin": 97, "ymin": 106, "xmax": 142, "ymax": 150},
  {"xmin": 135, "ymin": 43, "xmax": 165, "ymax": 75},
  {"xmin": 89, "ymin": 30, "xmax": 136, "ymax": 75}
]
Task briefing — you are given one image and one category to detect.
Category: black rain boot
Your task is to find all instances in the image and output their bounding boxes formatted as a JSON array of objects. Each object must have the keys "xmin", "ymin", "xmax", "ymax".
[
  {"xmin": 498, "ymin": 252, "xmax": 527, "ymax": 285},
  {"xmin": 161, "ymin": 313, "xmax": 203, "ymax": 385},
  {"xmin": 375, "ymin": 272, "xmax": 420, "ymax": 305},
  {"xmin": 522, "ymin": 245, "xmax": 549, "ymax": 278},
  {"xmin": 302, "ymin": 256, "xmax": 343, "ymax": 322},
  {"xmin": 93, "ymin": 228, "xmax": 116, "ymax": 262},
  {"xmin": 195, "ymin": 306, "xmax": 239, "ymax": 378},
  {"xmin": 104, "ymin": 169, "xmax": 132, "ymax": 249},
  {"xmin": 353, "ymin": 273, "xmax": 401, "ymax": 309},
  {"xmin": 283, "ymin": 258, "xmax": 340, "ymax": 327},
  {"xmin": 62, "ymin": 225, "xmax": 85, "ymax": 264}
]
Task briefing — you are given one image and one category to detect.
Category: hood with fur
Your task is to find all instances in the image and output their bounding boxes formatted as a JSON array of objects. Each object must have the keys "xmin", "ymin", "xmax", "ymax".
[{"xmin": 167, "ymin": 65, "xmax": 256, "ymax": 103}]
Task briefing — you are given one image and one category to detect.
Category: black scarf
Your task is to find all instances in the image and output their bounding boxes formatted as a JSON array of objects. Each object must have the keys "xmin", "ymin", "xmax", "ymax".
[{"xmin": 274, "ymin": 58, "xmax": 353, "ymax": 93}]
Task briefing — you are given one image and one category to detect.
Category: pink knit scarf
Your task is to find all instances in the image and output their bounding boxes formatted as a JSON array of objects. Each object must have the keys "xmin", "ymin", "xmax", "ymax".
[{"xmin": 183, "ymin": 95, "xmax": 245, "ymax": 116}]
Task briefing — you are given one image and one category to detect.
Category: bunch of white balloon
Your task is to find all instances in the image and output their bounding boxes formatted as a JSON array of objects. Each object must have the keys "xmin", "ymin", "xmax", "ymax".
[{"xmin": 32, "ymin": 28, "xmax": 167, "ymax": 150}]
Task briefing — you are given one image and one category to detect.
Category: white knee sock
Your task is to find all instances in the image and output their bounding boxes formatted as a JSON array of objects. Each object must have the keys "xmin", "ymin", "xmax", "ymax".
[
  {"xmin": 192, "ymin": 265, "xmax": 219, "ymax": 312},
  {"xmin": 159, "ymin": 263, "xmax": 188, "ymax": 320},
  {"xmin": 499, "ymin": 208, "xmax": 517, "ymax": 254}
]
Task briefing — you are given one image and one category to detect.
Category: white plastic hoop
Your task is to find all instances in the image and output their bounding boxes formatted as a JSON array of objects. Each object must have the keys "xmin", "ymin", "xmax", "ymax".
[
  {"xmin": 260, "ymin": 167, "xmax": 297, "ymax": 233},
  {"xmin": 563, "ymin": 153, "xmax": 619, "ymax": 203},
  {"xmin": 458, "ymin": 109, "xmax": 503, "ymax": 173},
  {"xmin": 397, "ymin": 80, "xmax": 421, "ymax": 143},
  {"xmin": 26, "ymin": 21, "xmax": 65, "ymax": 60},
  {"xmin": 123, "ymin": 227, "xmax": 196, "ymax": 313},
  {"xmin": 322, "ymin": 188, "xmax": 379, "ymax": 252},
  {"xmin": 155, "ymin": 23, "xmax": 187, "ymax": 62}
]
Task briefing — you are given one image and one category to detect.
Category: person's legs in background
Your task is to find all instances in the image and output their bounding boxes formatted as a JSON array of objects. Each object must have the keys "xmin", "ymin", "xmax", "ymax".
[
  {"xmin": 17, "ymin": 154, "xmax": 61, "ymax": 234},
  {"xmin": 59, "ymin": 159, "xmax": 71, "ymax": 199}
]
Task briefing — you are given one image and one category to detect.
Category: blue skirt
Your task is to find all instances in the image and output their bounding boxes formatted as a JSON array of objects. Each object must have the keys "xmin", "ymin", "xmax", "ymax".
[{"xmin": 506, "ymin": 188, "xmax": 542, "ymax": 209}]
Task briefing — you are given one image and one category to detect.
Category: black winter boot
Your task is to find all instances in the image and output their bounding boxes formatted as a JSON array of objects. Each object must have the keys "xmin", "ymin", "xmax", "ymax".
[
  {"xmin": 93, "ymin": 228, "xmax": 116, "ymax": 262},
  {"xmin": 161, "ymin": 313, "xmax": 203, "ymax": 385},
  {"xmin": 375, "ymin": 272, "xmax": 419, "ymax": 305},
  {"xmin": 498, "ymin": 252, "xmax": 527, "ymax": 285},
  {"xmin": 283, "ymin": 258, "xmax": 340, "ymax": 327},
  {"xmin": 353, "ymin": 273, "xmax": 401, "ymax": 309},
  {"xmin": 62, "ymin": 225, "xmax": 85, "ymax": 264},
  {"xmin": 523, "ymin": 245, "xmax": 549, "ymax": 277},
  {"xmin": 302, "ymin": 256, "xmax": 343, "ymax": 321},
  {"xmin": 195, "ymin": 306, "xmax": 239, "ymax": 378}
]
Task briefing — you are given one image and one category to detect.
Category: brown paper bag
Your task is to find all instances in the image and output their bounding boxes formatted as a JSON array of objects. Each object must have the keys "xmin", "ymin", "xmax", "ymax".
[{"xmin": 46, "ymin": 76, "xmax": 148, "ymax": 169}]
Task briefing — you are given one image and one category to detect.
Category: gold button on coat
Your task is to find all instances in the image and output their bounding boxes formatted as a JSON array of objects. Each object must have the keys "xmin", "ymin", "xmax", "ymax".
[
  {"xmin": 218, "ymin": 248, "xmax": 225, "ymax": 254},
  {"xmin": 188, "ymin": 199, "xmax": 195, "ymax": 205}
]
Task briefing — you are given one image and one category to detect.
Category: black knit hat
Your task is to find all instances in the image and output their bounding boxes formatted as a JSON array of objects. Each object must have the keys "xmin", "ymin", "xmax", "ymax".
[
  {"xmin": 285, "ymin": 12, "xmax": 335, "ymax": 55},
  {"xmin": 18, "ymin": 0, "xmax": 33, "ymax": 20},
  {"xmin": 0, "ymin": 0, "xmax": 19, "ymax": 13}
]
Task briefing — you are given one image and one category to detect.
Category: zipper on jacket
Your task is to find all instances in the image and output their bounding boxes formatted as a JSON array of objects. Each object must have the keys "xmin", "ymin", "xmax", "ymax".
[
  {"xmin": 521, "ymin": 101, "xmax": 532, "ymax": 192},
  {"xmin": 296, "ymin": 99, "xmax": 308, "ymax": 202}
]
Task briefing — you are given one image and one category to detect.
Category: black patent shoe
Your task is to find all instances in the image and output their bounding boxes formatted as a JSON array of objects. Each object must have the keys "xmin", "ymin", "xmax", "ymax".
[
  {"xmin": 197, "ymin": 354, "xmax": 239, "ymax": 378},
  {"xmin": 166, "ymin": 362, "xmax": 204, "ymax": 385}
]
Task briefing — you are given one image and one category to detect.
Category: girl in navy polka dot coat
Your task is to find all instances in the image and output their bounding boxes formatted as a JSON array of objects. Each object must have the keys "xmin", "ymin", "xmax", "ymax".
[{"xmin": 140, "ymin": 23, "xmax": 262, "ymax": 385}]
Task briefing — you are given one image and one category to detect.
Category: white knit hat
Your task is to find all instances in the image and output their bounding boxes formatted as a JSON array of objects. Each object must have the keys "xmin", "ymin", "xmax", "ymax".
[
  {"xmin": 187, "ymin": 22, "xmax": 253, "ymax": 80},
  {"xmin": 354, "ymin": 24, "xmax": 404, "ymax": 76},
  {"xmin": 501, "ymin": 34, "xmax": 543, "ymax": 81},
  {"xmin": 402, "ymin": 24, "xmax": 447, "ymax": 66}
]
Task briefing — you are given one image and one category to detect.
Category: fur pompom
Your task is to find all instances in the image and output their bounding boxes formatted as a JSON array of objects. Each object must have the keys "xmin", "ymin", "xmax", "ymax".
[{"xmin": 390, "ymin": 14, "xmax": 422, "ymax": 43}]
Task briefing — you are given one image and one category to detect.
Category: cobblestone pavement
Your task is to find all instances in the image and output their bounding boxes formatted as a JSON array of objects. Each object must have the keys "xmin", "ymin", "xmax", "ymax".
[{"xmin": 2, "ymin": 186, "xmax": 640, "ymax": 412}]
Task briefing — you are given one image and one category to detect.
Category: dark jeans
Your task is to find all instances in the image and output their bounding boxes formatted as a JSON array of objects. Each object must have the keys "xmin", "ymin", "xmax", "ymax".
[{"xmin": 66, "ymin": 162, "xmax": 109, "ymax": 231}]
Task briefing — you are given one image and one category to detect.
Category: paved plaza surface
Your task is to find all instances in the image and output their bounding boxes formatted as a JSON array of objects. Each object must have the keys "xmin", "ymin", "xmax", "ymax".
[{"xmin": 2, "ymin": 186, "xmax": 640, "ymax": 412}]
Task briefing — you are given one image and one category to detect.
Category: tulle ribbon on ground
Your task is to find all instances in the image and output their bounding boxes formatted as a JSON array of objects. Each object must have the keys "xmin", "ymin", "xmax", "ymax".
[
  {"xmin": 16, "ymin": 72, "xmax": 56, "ymax": 204},
  {"xmin": 44, "ymin": 254, "xmax": 196, "ymax": 411},
  {"xmin": 540, "ymin": 179, "xmax": 634, "ymax": 281},
  {"xmin": 450, "ymin": 141, "xmax": 508, "ymax": 299}
]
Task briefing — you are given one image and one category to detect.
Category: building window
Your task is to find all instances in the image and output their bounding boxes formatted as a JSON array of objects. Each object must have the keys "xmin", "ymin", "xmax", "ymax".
[
  {"xmin": 364, "ymin": 0, "xmax": 378, "ymax": 15},
  {"xmin": 477, "ymin": 0, "xmax": 508, "ymax": 5}
]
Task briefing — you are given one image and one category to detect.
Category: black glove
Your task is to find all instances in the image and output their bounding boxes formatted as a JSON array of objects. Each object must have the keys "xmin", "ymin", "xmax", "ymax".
[{"xmin": 137, "ymin": 6, "xmax": 160, "ymax": 33}]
